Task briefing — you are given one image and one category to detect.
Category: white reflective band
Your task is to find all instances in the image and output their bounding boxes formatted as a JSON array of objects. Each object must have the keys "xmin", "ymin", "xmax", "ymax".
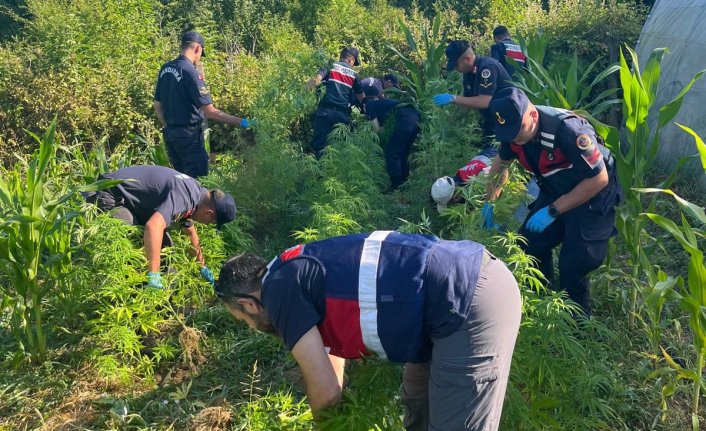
[
  {"xmin": 540, "ymin": 139, "xmax": 555, "ymax": 148},
  {"xmin": 358, "ymin": 230, "xmax": 392, "ymax": 359},
  {"xmin": 540, "ymin": 132, "xmax": 555, "ymax": 139},
  {"xmin": 542, "ymin": 164, "xmax": 573, "ymax": 177}
]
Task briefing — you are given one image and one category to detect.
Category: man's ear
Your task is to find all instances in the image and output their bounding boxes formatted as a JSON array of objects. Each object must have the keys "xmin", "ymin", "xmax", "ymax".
[{"xmin": 238, "ymin": 297, "xmax": 260, "ymax": 314}]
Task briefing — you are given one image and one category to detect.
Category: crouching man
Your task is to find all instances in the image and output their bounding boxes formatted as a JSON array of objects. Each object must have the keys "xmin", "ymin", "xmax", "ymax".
[
  {"xmin": 216, "ymin": 231, "xmax": 521, "ymax": 431},
  {"xmin": 85, "ymin": 165, "xmax": 236, "ymax": 288}
]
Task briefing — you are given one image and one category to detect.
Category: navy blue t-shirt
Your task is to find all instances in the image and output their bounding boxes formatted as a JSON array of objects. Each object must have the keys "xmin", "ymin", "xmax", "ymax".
[
  {"xmin": 365, "ymin": 99, "xmax": 420, "ymax": 126},
  {"xmin": 101, "ymin": 165, "xmax": 207, "ymax": 227},
  {"xmin": 261, "ymin": 257, "xmax": 326, "ymax": 351},
  {"xmin": 462, "ymin": 56, "xmax": 513, "ymax": 98},
  {"xmin": 154, "ymin": 55, "xmax": 213, "ymax": 127}
]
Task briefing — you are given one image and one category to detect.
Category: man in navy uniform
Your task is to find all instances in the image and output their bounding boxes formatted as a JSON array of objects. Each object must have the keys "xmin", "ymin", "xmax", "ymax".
[
  {"xmin": 362, "ymin": 82, "xmax": 420, "ymax": 189},
  {"xmin": 215, "ymin": 231, "xmax": 521, "ymax": 431},
  {"xmin": 483, "ymin": 88, "xmax": 622, "ymax": 314},
  {"xmin": 86, "ymin": 165, "xmax": 237, "ymax": 289},
  {"xmin": 154, "ymin": 31, "xmax": 252, "ymax": 178},
  {"xmin": 433, "ymin": 40, "xmax": 514, "ymax": 148},
  {"xmin": 307, "ymin": 47, "xmax": 365, "ymax": 159},
  {"xmin": 382, "ymin": 73, "xmax": 401, "ymax": 90},
  {"xmin": 489, "ymin": 26, "xmax": 526, "ymax": 79}
]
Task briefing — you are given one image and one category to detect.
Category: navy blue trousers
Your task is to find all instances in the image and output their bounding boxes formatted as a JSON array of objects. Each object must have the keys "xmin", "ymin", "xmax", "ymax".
[
  {"xmin": 311, "ymin": 107, "xmax": 350, "ymax": 160},
  {"xmin": 164, "ymin": 126, "xmax": 208, "ymax": 178},
  {"xmin": 386, "ymin": 122, "xmax": 420, "ymax": 189},
  {"xmin": 518, "ymin": 187, "xmax": 617, "ymax": 313}
]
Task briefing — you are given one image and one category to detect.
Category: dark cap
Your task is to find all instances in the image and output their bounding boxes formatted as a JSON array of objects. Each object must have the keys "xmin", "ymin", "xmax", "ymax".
[
  {"xmin": 445, "ymin": 40, "xmax": 471, "ymax": 71},
  {"xmin": 382, "ymin": 73, "xmax": 399, "ymax": 88},
  {"xmin": 361, "ymin": 77, "xmax": 383, "ymax": 97},
  {"xmin": 341, "ymin": 46, "xmax": 360, "ymax": 66},
  {"xmin": 493, "ymin": 26, "xmax": 509, "ymax": 37},
  {"xmin": 182, "ymin": 31, "xmax": 207, "ymax": 57},
  {"xmin": 211, "ymin": 190, "xmax": 236, "ymax": 229},
  {"xmin": 488, "ymin": 88, "xmax": 530, "ymax": 142}
]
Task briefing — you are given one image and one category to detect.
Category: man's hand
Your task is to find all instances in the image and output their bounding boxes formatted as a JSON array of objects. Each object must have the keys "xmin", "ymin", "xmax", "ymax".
[
  {"xmin": 433, "ymin": 93, "xmax": 456, "ymax": 106},
  {"xmin": 481, "ymin": 202, "xmax": 496, "ymax": 230},
  {"xmin": 200, "ymin": 266, "xmax": 215, "ymax": 285},
  {"xmin": 526, "ymin": 206, "xmax": 556, "ymax": 233},
  {"xmin": 147, "ymin": 272, "xmax": 163, "ymax": 289}
]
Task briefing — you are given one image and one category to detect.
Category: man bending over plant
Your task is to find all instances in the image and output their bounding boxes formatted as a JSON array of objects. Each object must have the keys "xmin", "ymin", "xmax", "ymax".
[
  {"xmin": 85, "ymin": 165, "xmax": 236, "ymax": 289},
  {"xmin": 483, "ymin": 88, "xmax": 622, "ymax": 315},
  {"xmin": 216, "ymin": 231, "xmax": 521, "ymax": 431}
]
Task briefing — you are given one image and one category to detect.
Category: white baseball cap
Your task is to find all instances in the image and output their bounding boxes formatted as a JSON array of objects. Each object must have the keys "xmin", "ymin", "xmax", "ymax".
[{"xmin": 431, "ymin": 176, "xmax": 456, "ymax": 212}]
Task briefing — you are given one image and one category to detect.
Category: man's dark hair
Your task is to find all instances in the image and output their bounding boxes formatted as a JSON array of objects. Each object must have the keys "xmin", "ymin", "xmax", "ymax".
[
  {"xmin": 216, "ymin": 254, "xmax": 268, "ymax": 298},
  {"xmin": 493, "ymin": 25, "xmax": 510, "ymax": 38},
  {"xmin": 180, "ymin": 40, "xmax": 200, "ymax": 52}
]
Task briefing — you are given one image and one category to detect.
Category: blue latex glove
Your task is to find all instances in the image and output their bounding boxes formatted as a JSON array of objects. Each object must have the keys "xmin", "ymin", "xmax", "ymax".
[
  {"xmin": 200, "ymin": 266, "xmax": 215, "ymax": 286},
  {"xmin": 240, "ymin": 118, "xmax": 253, "ymax": 128},
  {"xmin": 433, "ymin": 93, "xmax": 456, "ymax": 106},
  {"xmin": 526, "ymin": 206, "xmax": 557, "ymax": 233},
  {"xmin": 147, "ymin": 272, "xmax": 163, "ymax": 289},
  {"xmin": 481, "ymin": 202, "xmax": 496, "ymax": 230}
]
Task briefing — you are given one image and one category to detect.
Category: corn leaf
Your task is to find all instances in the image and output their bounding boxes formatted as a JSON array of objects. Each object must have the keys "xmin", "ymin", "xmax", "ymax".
[{"xmin": 676, "ymin": 123, "xmax": 706, "ymax": 171}]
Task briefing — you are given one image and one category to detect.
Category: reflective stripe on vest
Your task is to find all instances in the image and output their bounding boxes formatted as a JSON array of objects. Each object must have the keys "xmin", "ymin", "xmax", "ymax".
[{"xmin": 358, "ymin": 230, "xmax": 392, "ymax": 359}]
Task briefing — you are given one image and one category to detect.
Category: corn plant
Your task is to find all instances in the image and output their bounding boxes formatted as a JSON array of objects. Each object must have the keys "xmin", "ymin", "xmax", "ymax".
[
  {"xmin": 387, "ymin": 14, "xmax": 447, "ymax": 105},
  {"xmin": 512, "ymin": 33, "xmax": 620, "ymax": 117},
  {"xmin": 595, "ymin": 46, "xmax": 705, "ymax": 327},
  {"xmin": 638, "ymin": 124, "xmax": 706, "ymax": 430},
  {"xmin": 0, "ymin": 118, "xmax": 117, "ymax": 363}
]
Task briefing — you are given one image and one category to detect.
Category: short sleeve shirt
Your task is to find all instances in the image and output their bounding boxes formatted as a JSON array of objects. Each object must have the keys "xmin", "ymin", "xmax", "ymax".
[
  {"xmin": 365, "ymin": 99, "xmax": 420, "ymax": 126},
  {"xmin": 462, "ymin": 56, "xmax": 513, "ymax": 98},
  {"xmin": 498, "ymin": 114, "xmax": 607, "ymax": 196},
  {"xmin": 154, "ymin": 55, "xmax": 213, "ymax": 127},
  {"xmin": 261, "ymin": 257, "xmax": 326, "ymax": 351},
  {"xmin": 102, "ymin": 165, "xmax": 207, "ymax": 227},
  {"xmin": 317, "ymin": 61, "xmax": 364, "ymax": 108}
]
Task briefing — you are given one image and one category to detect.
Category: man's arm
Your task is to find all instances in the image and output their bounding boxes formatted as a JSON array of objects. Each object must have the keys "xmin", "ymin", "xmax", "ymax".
[
  {"xmin": 181, "ymin": 225, "xmax": 205, "ymax": 266},
  {"xmin": 153, "ymin": 101, "xmax": 167, "ymax": 128},
  {"xmin": 201, "ymin": 104, "xmax": 244, "ymax": 127},
  {"xmin": 144, "ymin": 212, "xmax": 168, "ymax": 273},
  {"xmin": 552, "ymin": 168, "xmax": 609, "ymax": 214},
  {"xmin": 452, "ymin": 94, "xmax": 492, "ymax": 110},
  {"xmin": 291, "ymin": 326, "xmax": 344, "ymax": 417},
  {"xmin": 486, "ymin": 155, "xmax": 512, "ymax": 201}
]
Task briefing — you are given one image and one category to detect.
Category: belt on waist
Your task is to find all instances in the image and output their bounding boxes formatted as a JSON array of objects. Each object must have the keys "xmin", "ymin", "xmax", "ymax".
[{"xmin": 319, "ymin": 103, "xmax": 351, "ymax": 114}]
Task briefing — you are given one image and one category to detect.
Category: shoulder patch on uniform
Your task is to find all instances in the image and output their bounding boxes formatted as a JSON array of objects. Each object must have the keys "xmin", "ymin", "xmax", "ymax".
[
  {"xmin": 576, "ymin": 134, "xmax": 593, "ymax": 150},
  {"xmin": 481, "ymin": 68, "xmax": 491, "ymax": 79},
  {"xmin": 199, "ymin": 86, "xmax": 210, "ymax": 95}
]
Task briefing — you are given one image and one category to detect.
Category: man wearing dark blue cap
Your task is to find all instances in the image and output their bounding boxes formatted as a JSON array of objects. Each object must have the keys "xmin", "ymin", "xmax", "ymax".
[
  {"xmin": 382, "ymin": 73, "xmax": 400, "ymax": 90},
  {"xmin": 306, "ymin": 46, "xmax": 365, "ymax": 159},
  {"xmin": 489, "ymin": 26, "xmax": 526, "ymax": 79},
  {"xmin": 433, "ymin": 40, "xmax": 514, "ymax": 148},
  {"xmin": 362, "ymin": 82, "xmax": 421, "ymax": 189},
  {"xmin": 483, "ymin": 88, "xmax": 622, "ymax": 314},
  {"xmin": 85, "ymin": 165, "xmax": 237, "ymax": 289},
  {"xmin": 154, "ymin": 31, "xmax": 252, "ymax": 178}
]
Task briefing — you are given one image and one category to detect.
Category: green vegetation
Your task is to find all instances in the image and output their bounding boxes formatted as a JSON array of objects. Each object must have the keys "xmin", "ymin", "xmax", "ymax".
[{"xmin": 2, "ymin": 1, "xmax": 705, "ymax": 430}]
